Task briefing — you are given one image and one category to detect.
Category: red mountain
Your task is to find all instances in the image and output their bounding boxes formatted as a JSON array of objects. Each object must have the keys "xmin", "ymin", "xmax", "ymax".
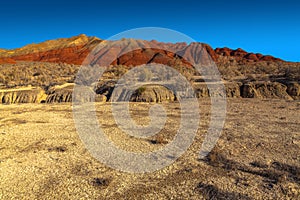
[{"xmin": 0, "ymin": 34, "xmax": 283, "ymax": 66}]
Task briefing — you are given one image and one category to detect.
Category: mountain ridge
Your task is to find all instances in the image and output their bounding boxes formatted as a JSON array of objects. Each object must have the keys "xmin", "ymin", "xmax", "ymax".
[{"xmin": 0, "ymin": 34, "xmax": 285, "ymax": 65}]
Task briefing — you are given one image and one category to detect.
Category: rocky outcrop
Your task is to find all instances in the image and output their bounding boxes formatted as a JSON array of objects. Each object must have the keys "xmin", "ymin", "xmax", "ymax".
[
  {"xmin": 46, "ymin": 83, "xmax": 106, "ymax": 103},
  {"xmin": 109, "ymin": 85, "xmax": 175, "ymax": 103},
  {"xmin": 194, "ymin": 82, "xmax": 241, "ymax": 98},
  {"xmin": 286, "ymin": 82, "xmax": 300, "ymax": 100},
  {"xmin": 46, "ymin": 84, "xmax": 74, "ymax": 103},
  {"xmin": 193, "ymin": 81, "xmax": 300, "ymax": 100},
  {"xmin": 130, "ymin": 85, "xmax": 175, "ymax": 102},
  {"xmin": 0, "ymin": 87, "xmax": 47, "ymax": 104},
  {"xmin": 225, "ymin": 83, "xmax": 242, "ymax": 98},
  {"xmin": 241, "ymin": 82, "xmax": 293, "ymax": 100},
  {"xmin": 94, "ymin": 80, "xmax": 117, "ymax": 101},
  {"xmin": 1, "ymin": 81, "xmax": 299, "ymax": 105},
  {"xmin": 95, "ymin": 80, "xmax": 299, "ymax": 101}
]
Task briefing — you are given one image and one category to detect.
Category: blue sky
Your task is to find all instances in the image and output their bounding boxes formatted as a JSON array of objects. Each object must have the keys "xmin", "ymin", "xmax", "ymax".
[{"xmin": 0, "ymin": 0, "xmax": 299, "ymax": 61}]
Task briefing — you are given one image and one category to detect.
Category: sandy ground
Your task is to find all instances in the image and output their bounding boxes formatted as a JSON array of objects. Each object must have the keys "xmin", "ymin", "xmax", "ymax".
[{"xmin": 0, "ymin": 99, "xmax": 299, "ymax": 199}]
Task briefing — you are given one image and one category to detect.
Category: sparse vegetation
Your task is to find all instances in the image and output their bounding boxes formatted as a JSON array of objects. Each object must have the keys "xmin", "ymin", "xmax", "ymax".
[
  {"xmin": 0, "ymin": 61, "xmax": 79, "ymax": 88},
  {"xmin": 0, "ymin": 98, "xmax": 299, "ymax": 199}
]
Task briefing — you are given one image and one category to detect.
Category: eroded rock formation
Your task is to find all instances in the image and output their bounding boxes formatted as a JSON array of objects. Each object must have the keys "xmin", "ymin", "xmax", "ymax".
[
  {"xmin": 0, "ymin": 87, "xmax": 47, "ymax": 104},
  {"xmin": 46, "ymin": 83, "xmax": 106, "ymax": 103},
  {"xmin": 241, "ymin": 82, "xmax": 293, "ymax": 100},
  {"xmin": 0, "ymin": 80, "xmax": 299, "ymax": 105},
  {"xmin": 286, "ymin": 82, "xmax": 300, "ymax": 100},
  {"xmin": 130, "ymin": 85, "xmax": 175, "ymax": 102}
]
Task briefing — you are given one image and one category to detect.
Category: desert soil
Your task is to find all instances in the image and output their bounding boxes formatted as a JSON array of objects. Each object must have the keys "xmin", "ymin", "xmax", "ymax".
[{"xmin": 0, "ymin": 99, "xmax": 299, "ymax": 199}]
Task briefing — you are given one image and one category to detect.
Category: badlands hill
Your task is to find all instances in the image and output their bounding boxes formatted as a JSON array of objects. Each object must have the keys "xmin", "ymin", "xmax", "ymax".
[
  {"xmin": 0, "ymin": 34, "xmax": 101, "ymax": 65},
  {"xmin": 0, "ymin": 34, "xmax": 283, "ymax": 65},
  {"xmin": 0, "ymin": 34, "xmax": 299, "ymax": 104}
]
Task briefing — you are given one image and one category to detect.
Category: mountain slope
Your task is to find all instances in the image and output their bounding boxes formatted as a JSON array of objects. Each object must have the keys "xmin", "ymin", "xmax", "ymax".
[
  {"xmin": 0, "ymin": 34, "xmax": 284, "ymax": 65},
  {"xmin": 0, "ymin": 34, "xmax": 101, "ymax": 65}
]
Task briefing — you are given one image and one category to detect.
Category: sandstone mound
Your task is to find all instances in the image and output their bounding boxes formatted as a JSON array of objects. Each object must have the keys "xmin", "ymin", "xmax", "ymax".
[
  {"xmin": 130, "ymin": 85, "xmax": 175, "ymax": 102},
  {"xmin": 286, "ymin": 82, "xmax": 300, "ymax": 100},
  {"xmin": 0, "ymin": 87, "xmax": 47, "ymax": 104},
  {"xmin": 194, "ymin": 82, "xmax": 241, "ymax": 98},
  {"xmin": 46, "ymin": 84, "xmax": 74, "ymax": 103},
  {"xmin": 46, "ymin": 83, "xmax": 106, "ymax": 103},
  {"xmin": 110, "ymin": 85, "xmax": 176, "ymax": 102},
  {"xmin": 225, "ymin": 82, "xmax": 242, "ymax": 98},
  {"xmin": 241, "ymin": 82, "xmax": 293, "ymax": 100}
]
